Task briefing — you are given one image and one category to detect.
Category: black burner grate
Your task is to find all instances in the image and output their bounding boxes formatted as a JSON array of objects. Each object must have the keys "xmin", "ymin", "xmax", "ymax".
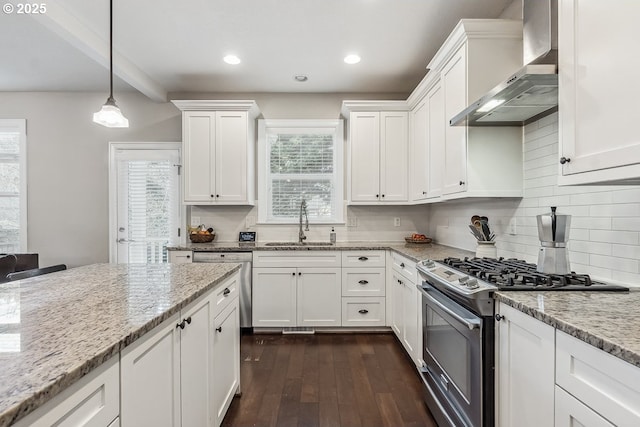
[{"xmin": 440, "ymin": 257, "xmax": 627, "ymax": 291}]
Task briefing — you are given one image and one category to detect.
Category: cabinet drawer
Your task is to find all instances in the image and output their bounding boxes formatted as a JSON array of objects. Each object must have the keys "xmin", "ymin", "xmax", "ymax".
[
  {"xmin": 341, "ymin": 297, "xmax": 386, "ymax": 327},
  {"xmin": 213, "ymin": 272, "xmax": 239, "ymax": 317},
  {"xmin": 555, "ymin": 386, "xmax": 614, "ymax": 427},
  {"xmin": 169, "ymin": 250, "xmax": 193, "ymax": 263},
  {"xmin": 556, "ymin": 330, "xmax": 640, "ymax": 426},
  {"xmin": 341, "ymin": 251, "xmax": 386, "ymax": 268},
  {"xmin": 341, "ymin": 268, "xmax": 386, "ymax": 297},
  {"xmin": 391, "ymin": 252, "xmax": 416, "ymax": 283},
  {"xmin": 15, "ymin": 357, "xmax": 120, "ymax": 427},
  {"xmin": 253, "ymin": 251, "xmax": 341, "ymax": 268}
]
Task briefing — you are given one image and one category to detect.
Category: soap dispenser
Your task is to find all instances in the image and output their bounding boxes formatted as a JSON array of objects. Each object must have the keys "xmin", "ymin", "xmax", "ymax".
[{"xmin": 330, "ymin": 227, "xmax": 336, "ymax": 243}]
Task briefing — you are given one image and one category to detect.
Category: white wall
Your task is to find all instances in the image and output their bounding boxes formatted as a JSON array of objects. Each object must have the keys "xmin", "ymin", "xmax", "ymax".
[
  {"xmin": 0, "ymin": 91, "xmax": 182, "ymax": 267},
  {"xmin": 429, "ymin": 113, "xmax": 640, "ymax": 286}
]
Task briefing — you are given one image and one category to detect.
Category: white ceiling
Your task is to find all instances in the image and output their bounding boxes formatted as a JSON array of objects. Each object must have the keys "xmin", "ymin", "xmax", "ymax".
[{"xmin": 1, "ymin": 0, "xmax": 516, "ymax": 100}]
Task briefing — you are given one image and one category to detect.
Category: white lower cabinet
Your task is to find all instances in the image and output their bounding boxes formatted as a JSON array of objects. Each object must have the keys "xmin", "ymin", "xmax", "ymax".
[
  {"xmin": 121, "ymin": 272, "xmax": 240, "ymax": 427},
  {"xmin": 555, "ymin": 386, "xmax": 614, "ymax": 427},
  {"xmin": 390, "ymin": 252, "xmax": 420, "ymax": 366},
  {"xmin": 496, "ymin": 302, "xmax": 640, "ymax": 427},
  {"xmin": 212, "ymin": 296, "xmax": 240, "ymax": 425},
  {"xmin": 341, "ymin": 251, "xmax": 386, "ymax": 327},
  {"xmin": 252, "ymin": 252, "xmax": 342, "ymax": 328},
  {"xmin": 495, "ymin": 302, "xmax": 555, "ymax": 427},
  {"xmin": 13, "ymin": 356, "xmax": 120, "ymax": 427},
  {"xmin": 555, "ymin": 330, "xmax": 640, "ymax": 427}
]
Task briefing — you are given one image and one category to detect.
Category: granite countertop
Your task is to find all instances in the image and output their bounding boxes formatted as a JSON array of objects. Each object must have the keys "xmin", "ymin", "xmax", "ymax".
[
  {"xmin": 496, "ymin": 291, "xmax": 640, "ymax": 368},
  {"xmin": 168, "ymin": 241, "xmax": 474, "ymax": 263},
  {"xmin": 0, "ymin": 262, "xmax": 240, "ymax": 427}
]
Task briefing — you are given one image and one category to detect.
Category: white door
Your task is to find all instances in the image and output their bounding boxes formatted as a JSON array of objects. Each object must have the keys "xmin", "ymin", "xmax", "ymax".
[
  {"xmin": 349, "ymin": 112, "xmax": 380, "ymax": 202},
  {"xmin": 110, "ymin": 144, "xmax": 181, "ymax": 263},
  {"xmin": 296, "ymin": 267, "xmax": 342, "ymax": 327}
]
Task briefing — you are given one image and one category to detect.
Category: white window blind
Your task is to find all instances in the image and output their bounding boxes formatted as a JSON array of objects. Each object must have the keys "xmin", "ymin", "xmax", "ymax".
[
  {"xmin": 116, "ymin": 150, "xmax": 179, "ymax": 263},
  {"xmin": 258, "ymin": 120, "xmax": 344, "ymax": 224},
  {"xmin": 0, "ymin": 120, "xmax": 26, "ymax": 253}
]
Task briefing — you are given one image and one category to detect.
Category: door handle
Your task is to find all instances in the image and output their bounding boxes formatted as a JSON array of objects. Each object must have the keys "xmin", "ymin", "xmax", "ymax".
[
  {"xmin": 358, "ymin": 256, "xmax": 369, "ymax": 261},
  {"xmin": 223, "ymin": 288, "xmax": 230, "ymax": 296},
  {"xmin": 358, "ymin": 280, "xmax": 369, "ymax": 285},
  {"xmin": 358, "ymin": 309, "xmax": 369, "ymax": 314}
]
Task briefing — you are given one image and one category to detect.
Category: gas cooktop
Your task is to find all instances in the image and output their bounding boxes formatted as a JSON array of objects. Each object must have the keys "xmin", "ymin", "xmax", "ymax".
[{"xmin": 440, "ymin": 257, "xmax": 629, "ymax": 292}]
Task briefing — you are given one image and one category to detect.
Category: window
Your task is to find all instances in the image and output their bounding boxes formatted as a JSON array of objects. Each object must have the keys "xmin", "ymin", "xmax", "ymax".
[
  {"xmin": 0, "ymin": 120, "xmax": 27, "ymax": 253},
  {"xmin": 258, "ymin": 120, "xmax": 344, "ymax": 224}
]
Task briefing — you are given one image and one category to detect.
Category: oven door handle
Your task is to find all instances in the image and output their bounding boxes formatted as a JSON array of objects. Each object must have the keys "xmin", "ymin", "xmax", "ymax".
[{"xmin": 420, "ymin": 285, "xmax": 481, "ymax": 330}]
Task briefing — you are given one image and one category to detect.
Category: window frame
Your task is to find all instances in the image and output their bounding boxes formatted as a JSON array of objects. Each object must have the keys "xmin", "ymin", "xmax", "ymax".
[
  {"xmin": 0, "ymin": 119, "xmax": 27, "ymax": 252},
  {"xmin": 257, "ymin": 119, "xmax": 344, "ymax": 225}
]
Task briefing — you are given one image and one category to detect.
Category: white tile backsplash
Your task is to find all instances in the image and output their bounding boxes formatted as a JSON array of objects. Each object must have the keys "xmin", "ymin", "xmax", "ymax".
[
  {"xmin": 190, "ymin": 204, "xmax": 430, "ymax": 243},
  {"xmin": 429, "ymin": 112, "xmax": 640, "ymax": 286}
]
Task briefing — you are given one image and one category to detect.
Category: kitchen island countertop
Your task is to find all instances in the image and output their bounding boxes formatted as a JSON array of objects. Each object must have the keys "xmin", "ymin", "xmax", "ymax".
[
  {"xmin": 496, "ymin": 290, "xmax": 640, "ymax": 368},
  {"xmin": 0, "ymin": 262, "xmax": 240, "ymax": 427}
]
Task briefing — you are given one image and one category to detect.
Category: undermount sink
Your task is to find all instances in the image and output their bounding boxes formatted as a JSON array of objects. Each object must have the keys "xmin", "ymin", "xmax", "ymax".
[{"xmin": 264, "ymin": 242, "xmax": 335, "ymax": 247}]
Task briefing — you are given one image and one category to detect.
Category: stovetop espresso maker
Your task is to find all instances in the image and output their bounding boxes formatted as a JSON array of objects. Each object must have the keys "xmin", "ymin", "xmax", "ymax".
[{"xmin": 537, "ymin": 206, "xmax": 571, "ymax": 274}]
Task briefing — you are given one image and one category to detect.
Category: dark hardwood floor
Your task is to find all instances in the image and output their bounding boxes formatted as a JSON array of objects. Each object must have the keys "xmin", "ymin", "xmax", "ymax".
[{"xmin": 221, "ymin": 333, "xmax": 438, "ymax": 427}]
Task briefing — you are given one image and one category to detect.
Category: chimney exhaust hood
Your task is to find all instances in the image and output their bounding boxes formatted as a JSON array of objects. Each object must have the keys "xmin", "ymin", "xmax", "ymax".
[{"xmin": 450, "ymin": 0, "xmax": 558, "ymax": 127}]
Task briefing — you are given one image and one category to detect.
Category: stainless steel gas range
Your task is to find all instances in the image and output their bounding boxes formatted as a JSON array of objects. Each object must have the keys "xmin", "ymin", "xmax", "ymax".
[{"xmin": 415, "ymin": 257, "xmax": 628, "ymax": 427}]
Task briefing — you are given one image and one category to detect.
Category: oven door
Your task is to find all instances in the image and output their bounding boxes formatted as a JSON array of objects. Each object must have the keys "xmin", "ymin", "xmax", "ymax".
[{"xmin": 419, "ymin": 283, "xmax": 484, "ymax": 427}]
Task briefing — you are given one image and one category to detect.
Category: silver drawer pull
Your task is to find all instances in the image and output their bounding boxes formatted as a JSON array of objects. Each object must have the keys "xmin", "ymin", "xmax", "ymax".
[
  {"xmin": 358, "ymin": 256, "xmax": 368, "ymax": 261},
  {"xmin": 358, "ymin": 309, "xmax": 369, "ymax": 314},
  {"xmin": 358, "ymin": 280, "xmax": 369, "ymax": 285},
  {"xmin": 223, "ymin": 288, "xmax": 230, "ymax": 296}
]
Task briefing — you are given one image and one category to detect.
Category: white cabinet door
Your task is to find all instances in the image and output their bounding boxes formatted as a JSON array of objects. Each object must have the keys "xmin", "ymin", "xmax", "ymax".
[
  {"xmin": 252, "ymin": 267, "xmax": 297, "ymax": 327},
  {"xmin": 495, "ymin": 302, "xmax": 555, "ymax": 427},
  {"xmin": 349, "ymin": 112, "xmax": 381, "ymax": 202},
  {"xmin": 559, "ymin": 0, "xmax": 640, "ymax": 185},
  {"xmin": 180, "ymin": 294, "xmax": 214, "ymax": 427},
  {"xmin": 183, "ymin": 111, "xmax": 215, "ymax": 203},
  {"xmin": 555, "ymin": 386, "xmax": 615, "ymax": 427},
  {"xmin": 297, "ymin": 267, "xmax": 342, "ymax": 327},
  {"xmin": 427, "ymin": 81, "xmax": 445, "ymax": 199},
  {"xmin": 442, "ymin": 45, "xmax": 468, "ymax": 196},
  {"xmin": 215, "ymin": 111, "xmax": 248, "ymax": 202},
  {"xmin": 212, "ymin": 296, "xmax": 240, "ymax": 427},
  {"xmin": 380, "ymin": 112, "xmax": 408, "ymax": 202},
  {"xmin": 121, "ymin": 313, "xmax": 181, "ymax": 427},
  {"xmin": 390, "ymin": 271, "xmax": 404, "ymax": 338},
  {"xmin": 402, "ymin": 277, "xmax": 419, "ymax": 362},
  {"xmin": 410, "ymin": 98, "xmax": 429, "ymax": 202}
]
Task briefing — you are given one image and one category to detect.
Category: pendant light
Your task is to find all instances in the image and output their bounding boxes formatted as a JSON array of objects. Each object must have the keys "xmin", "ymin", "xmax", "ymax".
[{"xmin": 93, "ymin": 0, "xmax": 129, "ymax": 128}]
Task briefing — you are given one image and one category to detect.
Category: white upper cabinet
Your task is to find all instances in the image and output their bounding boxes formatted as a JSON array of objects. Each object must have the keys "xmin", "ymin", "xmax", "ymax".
[
  {"xmin": 173, "ymin": 100, "xmax": 260, "ymax": 205},
  {"xmin": 426, "ymin": 20, "xmax": 524, "ymax": 199},
  {"xmin": 410, "ymin": 98, "xmax": 429, "ymax": 202},
  {"xmin": 558, "ymin": 0, "xmax": 640, "ymax": 185},
  {"xmin": 343, "ymin": 103, "xmax": 409, "ymax": 204}
]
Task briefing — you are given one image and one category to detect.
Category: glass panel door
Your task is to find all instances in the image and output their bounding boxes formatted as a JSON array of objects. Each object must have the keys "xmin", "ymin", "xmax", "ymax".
[{"xmin": 112, "ymin": 147, "xmax": 180, "ymax": 263}]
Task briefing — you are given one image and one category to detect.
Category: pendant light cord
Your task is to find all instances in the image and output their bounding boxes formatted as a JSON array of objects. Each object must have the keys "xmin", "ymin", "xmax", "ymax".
[{"xmin": 109, "ymin": 0, "xmax": 114, "ymax": 100}]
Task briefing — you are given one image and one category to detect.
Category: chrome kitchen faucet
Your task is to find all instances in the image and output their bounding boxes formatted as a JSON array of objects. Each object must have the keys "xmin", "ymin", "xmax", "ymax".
[{"xmin": 299, "ymin": 199, "xmax": 309, "ymax": 243}]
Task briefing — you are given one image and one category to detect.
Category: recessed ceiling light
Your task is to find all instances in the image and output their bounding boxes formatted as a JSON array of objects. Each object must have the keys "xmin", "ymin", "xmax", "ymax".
[
  {"xmin": 344, "ymin": 54, "xmax": 361, "ymax": 64},
  {"xmin": 223, "ymin": 55, "xmax": 241, "ymax": 65},
  {"xmin": 294, "ymin": 75, "xmax": 308, "ymax": 82}
]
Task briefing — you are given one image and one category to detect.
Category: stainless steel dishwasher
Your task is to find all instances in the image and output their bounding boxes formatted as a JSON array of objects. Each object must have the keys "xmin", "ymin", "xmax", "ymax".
[{"xmin": 192, "ymin": 251, "xmax": 253, "ymax": 331}]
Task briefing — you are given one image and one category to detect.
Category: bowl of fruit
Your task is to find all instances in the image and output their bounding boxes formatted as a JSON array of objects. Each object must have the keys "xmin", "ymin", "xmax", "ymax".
[
  {"xmin": 405, "ymin": 233, "xmax": 432, "ymax": 244},
  {"xmin": 189, "ymin": 225, "xmax": 216, "ymax": 243}
]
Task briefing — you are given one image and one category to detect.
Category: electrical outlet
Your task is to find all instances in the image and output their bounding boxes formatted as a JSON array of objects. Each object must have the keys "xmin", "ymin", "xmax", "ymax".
[
  {"xmin": 191, "ymin": 216, "xmax": 201, "ymax": 226},
  {"xmin": 394, "ymin": 217, "xmax": 401, "ymax": 227},
  {"xmin": 347, "ymin": 216, "xmax": 358, "ymax": 227},
  {"xmin": 508, "ymin": 218, "xmax": 517, "ymax": 235}
]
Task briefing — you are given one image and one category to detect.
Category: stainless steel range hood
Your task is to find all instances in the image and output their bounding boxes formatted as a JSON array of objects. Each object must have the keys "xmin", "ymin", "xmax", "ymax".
[{"xmin": 451, "ymin": 0, "xmax": 558, "ymax": 127}]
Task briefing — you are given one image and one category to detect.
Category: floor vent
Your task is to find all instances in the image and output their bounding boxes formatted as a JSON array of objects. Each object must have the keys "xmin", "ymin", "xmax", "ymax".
[{"xmin": 282, "ymin": 327, "xmax": 315, "ymax": 334}]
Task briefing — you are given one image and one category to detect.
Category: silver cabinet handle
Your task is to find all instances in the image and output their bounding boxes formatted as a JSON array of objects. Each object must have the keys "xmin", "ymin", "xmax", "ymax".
[
  {"xmin": 358, "ymin": 309, "xmax": 369, "ymax": 314},
  {"xmin": 358, "ymin": 280, "xmax": 369, "ymax": 285}
]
